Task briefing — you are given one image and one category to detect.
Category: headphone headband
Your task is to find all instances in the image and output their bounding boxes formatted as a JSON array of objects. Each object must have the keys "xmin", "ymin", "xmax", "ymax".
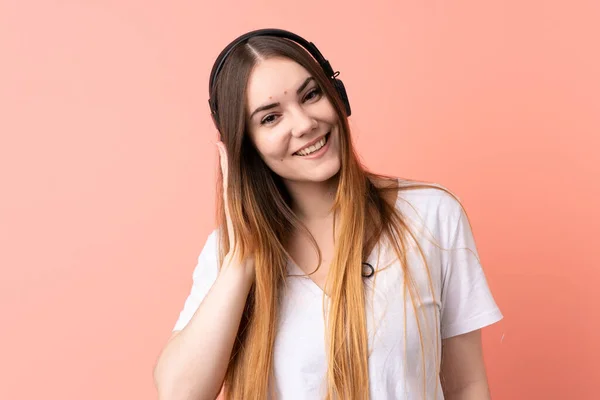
[{"xmin": 208, "ymin": 28, "xmax": 351, "ymax": 124}]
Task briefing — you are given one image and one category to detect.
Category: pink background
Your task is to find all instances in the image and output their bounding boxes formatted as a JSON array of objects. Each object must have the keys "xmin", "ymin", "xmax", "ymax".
[{"xmin": 1, "ymin": 0, "xmax": 598, "ymax": 398}]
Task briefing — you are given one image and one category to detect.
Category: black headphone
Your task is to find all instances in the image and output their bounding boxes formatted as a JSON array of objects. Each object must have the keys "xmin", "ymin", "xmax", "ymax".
[{"xmin": 207, "ymin": 28, "xmax": 351, "ymax": 130}]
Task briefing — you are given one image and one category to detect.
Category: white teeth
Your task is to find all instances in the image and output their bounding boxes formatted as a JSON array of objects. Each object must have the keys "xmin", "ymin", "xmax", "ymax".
[{"xmin": 296, "ymin": 136, "xmax": 327, "ymax": 156}]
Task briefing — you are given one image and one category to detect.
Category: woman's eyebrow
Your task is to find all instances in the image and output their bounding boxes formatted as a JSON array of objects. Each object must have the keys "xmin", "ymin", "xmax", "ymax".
[
  {"xmin": 295, "ymin": 77, "xmax": 314, "ymax": 95},
  {"xmin": 249, "ymin": 77, "xmax": 315, "ymax": 120}
]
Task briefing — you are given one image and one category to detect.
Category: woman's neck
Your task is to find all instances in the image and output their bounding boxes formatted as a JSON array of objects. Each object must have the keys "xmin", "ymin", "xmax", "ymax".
[{"xmin": 284, "ymin": 175, "xmax": 339, "ymax": 222}]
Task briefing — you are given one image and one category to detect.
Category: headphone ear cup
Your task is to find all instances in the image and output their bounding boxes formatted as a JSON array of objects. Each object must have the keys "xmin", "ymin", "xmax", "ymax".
[{"xmin": 332, "ymin": 78, "xmax": 351, "ymax": 116}]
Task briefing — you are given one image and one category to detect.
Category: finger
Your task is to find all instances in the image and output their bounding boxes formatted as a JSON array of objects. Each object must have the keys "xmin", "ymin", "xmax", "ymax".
[
  {"xmin": 216, "ymin": 142, "xmax": 228, "ymax": 185},
  {"xmin": 216, "ymin": 142, "xmax": 229, "ymax": 196},
  {"xmin": 216, "ymin": 142, "xmax": 235, "ymax": 249}
]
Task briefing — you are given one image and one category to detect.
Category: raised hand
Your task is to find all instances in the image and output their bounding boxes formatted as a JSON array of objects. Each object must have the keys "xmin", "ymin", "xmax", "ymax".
[{"xmin": 216, "ymin": 142, "xmax": 255, "ymax": 280}]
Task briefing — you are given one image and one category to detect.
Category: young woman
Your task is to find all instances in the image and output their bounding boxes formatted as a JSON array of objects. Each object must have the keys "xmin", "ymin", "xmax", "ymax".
[{"xmin": 153, "ymin": 29, "xmax": 503, "ymax": 400}]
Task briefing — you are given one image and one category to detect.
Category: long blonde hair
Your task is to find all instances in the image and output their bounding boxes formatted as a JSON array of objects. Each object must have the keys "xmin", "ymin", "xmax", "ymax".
[{"xmin": 211, "ymin": 35, "xmax": 455, "ymax": 399}]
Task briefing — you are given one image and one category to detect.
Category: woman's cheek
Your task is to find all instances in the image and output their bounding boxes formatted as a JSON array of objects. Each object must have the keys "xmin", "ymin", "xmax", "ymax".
[{"xmin": 260, "ymin": 138, "xmax": 289, "ymax": 162}]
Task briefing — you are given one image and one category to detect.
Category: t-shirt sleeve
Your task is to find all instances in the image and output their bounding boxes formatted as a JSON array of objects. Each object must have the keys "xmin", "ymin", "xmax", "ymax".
[
  {"xmin": 172, "ymin": 229, "xmax": 220, "ymax": 332},
  {"xmin": 439, "ymin": 198, "xmax": 503, "ymax": 339}
]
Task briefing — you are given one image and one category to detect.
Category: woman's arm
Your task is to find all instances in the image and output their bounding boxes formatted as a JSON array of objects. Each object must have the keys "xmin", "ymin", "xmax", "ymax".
[
  {"xmin": 153, "ymin": 266, "xmax": 254, "ymax": 400},
  {"xmin": 440, "ymin": 329, "xmax": 492, "ymax": 400},
  {"xmin": 154, "ymin": 142, "xmax": 255, "ymax": 400}
]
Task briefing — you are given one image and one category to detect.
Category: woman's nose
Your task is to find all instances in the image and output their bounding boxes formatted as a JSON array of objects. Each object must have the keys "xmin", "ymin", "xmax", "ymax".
[{"xmin": 289, "ymin": 107, "xmax": 318, "ymax": 138}]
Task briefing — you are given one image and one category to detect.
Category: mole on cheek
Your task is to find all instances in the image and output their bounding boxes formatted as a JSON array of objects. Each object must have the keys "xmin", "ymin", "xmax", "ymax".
[{"xmin": 284, "ymin": 90, "xmax": 287, "ymax": 94}]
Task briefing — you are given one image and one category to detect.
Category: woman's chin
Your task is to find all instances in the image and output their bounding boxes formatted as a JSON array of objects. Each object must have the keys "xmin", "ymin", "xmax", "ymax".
[{"xmin": 284, "ymin": 162, "xmax": 341, "ymax": 184}]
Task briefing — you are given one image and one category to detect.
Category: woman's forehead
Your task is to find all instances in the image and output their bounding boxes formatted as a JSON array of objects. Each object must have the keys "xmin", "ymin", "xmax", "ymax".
[{"xmin": 246, "ymin": 58, "xmax": 312, "ymax": 107}]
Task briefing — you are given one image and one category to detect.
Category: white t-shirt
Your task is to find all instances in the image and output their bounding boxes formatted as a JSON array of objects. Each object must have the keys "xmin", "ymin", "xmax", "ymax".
[{"xmin": 172, "ymin": 186, "xmax": 503, "ymax": 399}]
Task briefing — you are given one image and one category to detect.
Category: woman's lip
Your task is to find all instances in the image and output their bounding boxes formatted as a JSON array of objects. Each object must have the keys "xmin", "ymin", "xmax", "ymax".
[{"xmin": 293, "ymin": 133, "xmax": 330, "ymax": 155}]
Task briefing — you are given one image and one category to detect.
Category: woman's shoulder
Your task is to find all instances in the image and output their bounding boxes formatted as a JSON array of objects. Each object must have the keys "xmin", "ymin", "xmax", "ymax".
[
  {"xmin": 199, "ymin": 227, "xmax": 220, "ymax": 255},
  {"xmin": 399, "ymin": 181, "xmax": 460, "ymax": 212},
  {"xmin": 192, "ymin": 228, "xmax": 221, "ymax": 273},
  {"xmin": 370, "ymin": 175, "xmax": 462, "ymax": 216},
  {"xmin": 385, "ymin": 177, "xmax": 465, "ymax": 235}
]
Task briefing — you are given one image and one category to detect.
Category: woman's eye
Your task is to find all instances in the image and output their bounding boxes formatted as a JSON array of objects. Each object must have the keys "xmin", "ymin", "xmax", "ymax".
[
  {"xmin": 260, "ymin": 114, "xmax": 278, "ymax": 125},
  {"xmin": 304, "ymin": 87, "xmax": 322, "ymax": 102}
]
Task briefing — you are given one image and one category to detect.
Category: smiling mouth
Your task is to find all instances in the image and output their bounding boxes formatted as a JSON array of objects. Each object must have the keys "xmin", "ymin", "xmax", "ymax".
[{"xmin": 293, "ymin": 133, "xmax": 330, "ymax": 156}]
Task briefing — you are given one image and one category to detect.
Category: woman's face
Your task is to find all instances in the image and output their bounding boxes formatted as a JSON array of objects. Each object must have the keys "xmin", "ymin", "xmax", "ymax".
[{"xmin": 245, "ymin": 57, "xmax": 341, "ymax": 184}]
